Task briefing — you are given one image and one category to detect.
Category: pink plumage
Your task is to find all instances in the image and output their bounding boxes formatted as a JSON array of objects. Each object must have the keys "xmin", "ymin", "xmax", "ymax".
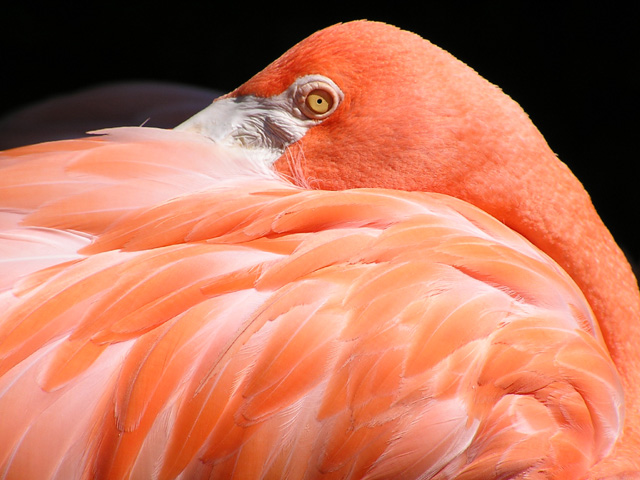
[{"xmin": 1, "ymin": 21, "xmax": 639, "ymax": 479}]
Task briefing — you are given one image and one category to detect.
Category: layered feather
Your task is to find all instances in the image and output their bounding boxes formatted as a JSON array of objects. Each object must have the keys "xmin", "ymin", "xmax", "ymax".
[{"xmin": 0, "ymin": 128, "xmax": 624, "ymax": 479}]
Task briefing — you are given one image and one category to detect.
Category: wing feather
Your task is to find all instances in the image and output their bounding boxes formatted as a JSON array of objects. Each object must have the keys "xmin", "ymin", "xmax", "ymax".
[{"xmin": 0, "ymin": 128, "xmax": 624, "ymax": 479}]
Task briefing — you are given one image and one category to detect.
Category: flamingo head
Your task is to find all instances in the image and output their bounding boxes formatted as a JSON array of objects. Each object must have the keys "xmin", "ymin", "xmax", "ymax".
[{"xmin": 176, "ymin": 20, "xmax": 566, "ymax": 220}]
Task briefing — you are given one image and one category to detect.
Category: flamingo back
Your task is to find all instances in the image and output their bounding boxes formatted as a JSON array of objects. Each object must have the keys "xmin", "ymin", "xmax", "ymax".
[{"xmin": 0, "ymin": 128, "xmax": 623, "ymax": 479}]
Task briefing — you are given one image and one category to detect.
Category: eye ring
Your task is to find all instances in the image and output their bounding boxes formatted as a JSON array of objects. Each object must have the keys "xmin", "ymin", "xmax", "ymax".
[{"xmin": 294, "ymin": 77, "xmax": 343, "ymax": 120}]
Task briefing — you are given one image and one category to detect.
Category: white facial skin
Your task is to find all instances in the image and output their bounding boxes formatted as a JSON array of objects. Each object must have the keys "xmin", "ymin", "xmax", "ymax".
[{"xmin": 175, "ymin": 75, "xmax": 343, "ymax": 165}]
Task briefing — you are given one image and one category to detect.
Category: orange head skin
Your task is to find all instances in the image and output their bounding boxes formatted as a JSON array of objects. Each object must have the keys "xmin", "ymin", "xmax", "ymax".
[{"xmin": 229, "ymin": 21, "xmax": 640, "ymax": 474}]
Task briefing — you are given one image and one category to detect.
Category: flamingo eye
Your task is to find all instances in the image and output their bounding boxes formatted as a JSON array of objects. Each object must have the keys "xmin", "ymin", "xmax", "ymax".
[
  {"xmin": 306, "ymin": 89, "xmax": 332, "ymax": 114},
  {"xmin": 294, "ymin": 77, "xmax": 342, "ymax": 120}
]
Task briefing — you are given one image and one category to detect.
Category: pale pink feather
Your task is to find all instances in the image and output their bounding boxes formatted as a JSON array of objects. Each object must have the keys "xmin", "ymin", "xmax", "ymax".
[{"xmin": 0, "ymin": 128, "xmax": 624, "ymax": 479}]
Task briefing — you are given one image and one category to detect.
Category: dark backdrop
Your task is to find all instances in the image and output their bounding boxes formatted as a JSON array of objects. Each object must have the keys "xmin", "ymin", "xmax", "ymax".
[{"xmin": 2, "ymin": 2, "xmax": 638, "ymax": 264}]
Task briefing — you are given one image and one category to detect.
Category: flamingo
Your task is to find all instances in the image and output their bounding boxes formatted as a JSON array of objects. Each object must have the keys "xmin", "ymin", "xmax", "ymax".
[{"xmin": 1, "ymin": 20, "xmax": 638, "ymax": 479}]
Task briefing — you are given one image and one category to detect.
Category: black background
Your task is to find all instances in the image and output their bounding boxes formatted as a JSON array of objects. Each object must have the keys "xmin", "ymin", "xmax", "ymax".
[{"xmin": 2, "ymin": 2, "xmax": 638, "ymax": 266}]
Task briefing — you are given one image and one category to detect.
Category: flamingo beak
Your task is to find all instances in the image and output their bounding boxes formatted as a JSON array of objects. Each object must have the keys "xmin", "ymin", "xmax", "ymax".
[{"xmin": 175, "ymin": 74, "xmax": 343, "ymax": 165}]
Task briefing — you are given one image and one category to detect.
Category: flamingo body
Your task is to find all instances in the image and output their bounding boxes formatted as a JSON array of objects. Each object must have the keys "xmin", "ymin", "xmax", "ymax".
[{"xmin": 1, "ymin": 21, "xmax": 639, "ymax": 479}]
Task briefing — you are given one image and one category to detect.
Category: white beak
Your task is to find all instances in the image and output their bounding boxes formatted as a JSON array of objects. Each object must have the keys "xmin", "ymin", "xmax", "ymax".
[{"xmin": 175, "ymin": 74, "xmax": 343, "ymax": 166}]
